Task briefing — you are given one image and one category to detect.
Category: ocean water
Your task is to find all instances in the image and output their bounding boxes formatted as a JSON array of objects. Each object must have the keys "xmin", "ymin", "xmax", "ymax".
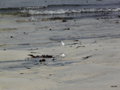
[
  {"xmin": 0, "ymin": 0, "xmax": 120, "ymax": 19},
  {"xmin": 0, "ymin": 0, "xmax": 120, "ymax": 8}
]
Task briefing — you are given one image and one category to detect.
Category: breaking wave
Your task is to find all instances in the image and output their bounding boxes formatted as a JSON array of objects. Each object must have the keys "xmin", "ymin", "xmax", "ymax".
[
  {"xmin": 0, "ymin": 4, "xmax": 120, "ymax": 19},
  {"xmin": 20, "ymin": 8, "xmax": 120, "ymax": 15},
  {"xmin": 17, "ymin": 3, "xmax": 120, "ymax": 15}
]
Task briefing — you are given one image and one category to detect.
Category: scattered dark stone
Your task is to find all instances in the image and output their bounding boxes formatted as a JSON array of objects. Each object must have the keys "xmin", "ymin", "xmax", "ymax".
[
  {"xmin": 41, "ymin": 55, "xmax": 54, "ymax": 58},
  {"xmin": 93, "ymin": 40, "xmax": 97, "ymax": 43},
  {"xmin": 64, "ymin": 28, "xmax": 70, "ymax": 30},
  {"xmin": 3, "ymin": 49, "xmax": 6, "ymax": 51},
  {"xmin": 20, "ymin": 73, "xmax": 24, "ymax": 74},
  {"xmin": 43, "ymin": 6, "xmax": 47, "ymax": 8},
  {"xmin": 10, "ymin": 36, "xmax": 14, "ymax": 38},
  {"xmin": 26, "ymin": 67, "xmax": 31, "ymax": 69},
  {"xmin": 115, "ymin": 21, "xmax": 119, "ymax": 24},
  {"xmin": 96, "ymin": 18, "xmax": 100, "ymax": 20},
  {"xmin": 49, "ymin": 28, "xmax": 52, "ymax": 31},
  {"xmin": 27, "ymin": 54, "xmax": 56, "ymax": 65},
  {"xmin": 49, "ymin": 74, "xmax": 53, "ymax": 76},
  {"xmin": 39, "ymin": 59, "xmax": 46, "ymax": 64},
  {"xmin": 62, "ymin": 19, "xmax": 67, "ymax": 22},
  {"xmin": 28, "ymin": 54, "xmax": 54, "ymax": 58},
  {"xmin": 39, "ymin": 59, "xmax": 46, "ymax": 62},
  {"xmin": 71, "ymin": 43, "xmax": 78, "ymax": 45},
  {"xmin": 36, "ymin": 55, "xmax": 41, "ymax": 58},
  {"xmin": 74, "ymin": 20, "xmax": 76, "ymax": 22},
  {"xmin": 28, "ymin": 54, "xmax": 36, "ymax": 58},
  {"xmin": 52, "ymin": 58, "xmax": 56, "ymax": 61},
  {"xmin": 23, "ymin": 32, "xmax": 28, "ymax": 35},
  {"xmin": 74, "ymin": 40, "xmax": 79, "ymax": 42},
  {"xmin": 28, "ymin": 54, "xmax": 39, "ymax": 58},
  {"xmin": 23, "ymin": 32, "xmax": 26, "ymax": 34},
  {"xmin": 110, "ymin": 85, "xmax": 118, "ymax": 88},
  {"xmin": 74, "ymin": 43, "xmax": 78, "ymax": 44},
  {"xmin": 82, "ymin": 55, "xmax": 92, "ymax": 60},
  {"xmin": 118, "ymin": 15, "xmax": 120, "ymax": 18},
  {"xmin": 76, "ymin": 46, "xmax": 85, "ymax": 48}
]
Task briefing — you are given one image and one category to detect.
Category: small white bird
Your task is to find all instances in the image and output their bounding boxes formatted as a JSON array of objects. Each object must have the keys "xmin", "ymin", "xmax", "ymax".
[
  {"xmin": 60, "ymin": 53, "xmax": 66, "ymax": 58},
  {"xmin": 61, "ymin": 41, "xmax": 65, "ymax": 46},
  {"xmin": 60, "ymin": 41, "xmax": 66, "ymax": 58}
]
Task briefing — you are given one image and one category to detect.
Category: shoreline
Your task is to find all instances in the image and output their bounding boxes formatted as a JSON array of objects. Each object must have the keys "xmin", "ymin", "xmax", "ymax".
[{"xmin": 1, "ymin": 7, "xmax": 120, "ymax": 89}]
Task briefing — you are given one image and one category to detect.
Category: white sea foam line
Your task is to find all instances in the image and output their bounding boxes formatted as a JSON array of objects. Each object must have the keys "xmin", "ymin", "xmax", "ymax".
[{"xmin": 20, "ymin": 8, "xmax": 120, "ymax": 15}]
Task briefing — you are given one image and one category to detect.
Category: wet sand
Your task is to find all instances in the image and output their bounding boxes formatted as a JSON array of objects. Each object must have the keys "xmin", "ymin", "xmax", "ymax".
[{"xmin": 0, "ymin": 15, "xmax": 120, "ymax": 90}]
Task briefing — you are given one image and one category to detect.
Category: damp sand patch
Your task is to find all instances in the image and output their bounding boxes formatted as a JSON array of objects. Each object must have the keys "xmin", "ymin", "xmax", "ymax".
[
  {"xmin": 16, "ymin": 19, "xmax": 31, "ymax": 23},
  {"xmin": 0, "ymin": 11, "xmax": 30, "ymax": 17},
  {"xmin": 0, "ymin": 28, "xmax": 17, "ymax": 32},
  {"xmin": 0, "ymin": 44, "xmax": 7, "ymax": 47}
]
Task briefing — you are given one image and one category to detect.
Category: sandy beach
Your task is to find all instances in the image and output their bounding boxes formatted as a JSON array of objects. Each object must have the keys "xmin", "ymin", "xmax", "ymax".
[{"xmin": 1, "ymin": 7, "xmax": 120, "ymax": 90}]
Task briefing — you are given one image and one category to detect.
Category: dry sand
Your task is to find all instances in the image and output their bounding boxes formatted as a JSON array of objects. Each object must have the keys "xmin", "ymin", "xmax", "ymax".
[{"xmin": 0, "ymin": 15, "xmax": 120, "ymax": 90}]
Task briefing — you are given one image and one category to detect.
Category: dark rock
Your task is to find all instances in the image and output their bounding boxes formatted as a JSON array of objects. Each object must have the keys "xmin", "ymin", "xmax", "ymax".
[
  {"xmin": 62, "ymin": 19, "xmax": 67, "ymax": 22},
  {"xmin": 28, "ymin": 54, "xmax": 54, "ymax": 58},
  {"xmin": 64, "ymin": 28, "xmax": 70, "ymax": 30},
  {"xmin": 52, "ymin": 58, "xmax": 56, "ymax": 61},
  {"xmin": 25, "ymin": 67, "xmax": 31, "ymax": 69},
  {"xmin": 49, "ymin": 74, "xmax": 53, "ymax": 76},
  {"xmin": 115, "ymin": 21, "xmax": 119, "ymax": 24},
  {"xmin": 28, "ymin": 54, "xmax": 37, "ymax": 58},
  {"xmin": 39, "ymin": 59, "xmax": 46, "ymax": 64},
  {"xmin": 76, "ymin": 46, "xmax": 85, "ymax": 48},
  {"xmin": 10, "ymin": 36, "xmax": 14, "ymax": 38},
  {"xmin": 74, "ymin": 40, "xmax": 79, "ymax": 42},
  {"xmin": 49, "ymin": 28, "xmax": 52, "ymax": 31},
  {"xmin": 41, "ymin": 55, "xmax": 54, "ymax": 58},
  {"xmin": 82, "ymin": 55, "xmax": 92, "ymax": 60},
  {"xmin": 118, "ymin": 15, "xmax": 120, "ymax": 18},
  {"xmin": 3, "ymin": 49, "xmax": 6, "ymax": 51},
  {"xmin": 110, "ymin": 85, "xmax": 118, "ymax": 88}
]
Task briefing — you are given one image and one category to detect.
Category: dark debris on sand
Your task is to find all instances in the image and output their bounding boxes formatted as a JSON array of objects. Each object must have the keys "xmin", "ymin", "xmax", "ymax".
[{"xmin": 27, "ymin": 54, "xmax": 56, "ymax": 65}]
